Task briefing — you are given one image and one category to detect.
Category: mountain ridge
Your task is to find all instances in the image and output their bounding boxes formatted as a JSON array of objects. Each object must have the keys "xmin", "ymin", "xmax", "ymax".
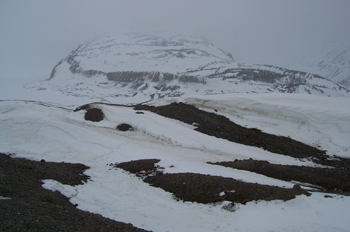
[
  {"xmin": 287, "ymin": 42, "xmax": 350, "ymax": 88},
  {"xmin": 30, "ymin": 32, "xmax": 350, "ymax": 104}
]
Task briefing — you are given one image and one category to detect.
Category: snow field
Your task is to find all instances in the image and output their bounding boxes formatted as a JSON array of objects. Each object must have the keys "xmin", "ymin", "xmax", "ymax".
[{"xmin": 1, "ymin": 93, "xmax": 350, "ymax": 231}]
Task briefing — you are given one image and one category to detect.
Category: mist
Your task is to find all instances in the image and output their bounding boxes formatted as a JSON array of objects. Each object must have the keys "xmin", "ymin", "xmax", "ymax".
[{"xmin": 1, "ymin": 0, "xmax": 350, "ymax": 82}]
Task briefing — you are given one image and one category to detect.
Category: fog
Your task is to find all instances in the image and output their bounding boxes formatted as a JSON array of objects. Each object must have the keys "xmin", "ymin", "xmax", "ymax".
[{"xmin": 1, "ymin": 0, "xmax": 350, "ymax": 81}]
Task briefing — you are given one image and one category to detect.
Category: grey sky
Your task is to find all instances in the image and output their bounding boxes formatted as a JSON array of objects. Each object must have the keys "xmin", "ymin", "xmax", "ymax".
[{"xmin": 1, "ymin": 0, "xmax": 350, "ymax": 81}]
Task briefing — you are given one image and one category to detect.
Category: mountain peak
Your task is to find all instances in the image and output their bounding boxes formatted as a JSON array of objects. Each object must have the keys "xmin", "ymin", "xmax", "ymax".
[
  {"xmin": 50, "ymin": 32, "xmax": 236, "ymax": 78},
  {"xmin": 29, "ymin": 32, "xmax": 350, "ymax": 105}
]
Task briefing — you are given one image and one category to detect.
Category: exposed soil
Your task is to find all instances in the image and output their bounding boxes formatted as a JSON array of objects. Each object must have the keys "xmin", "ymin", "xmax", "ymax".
[
  {"xmin": 131, "ymin": 102, "xmax": 350, "ymax": 199},
  {"xmin": 116, "ymin": 123, "xmax": 134, "ymax": 132},
  {"xmin": 84, "ymin": 108, "xmax": 105, "ymax": 122},
  {"xmin": 145, "ymin": 173, "xmax": 308, "ymax": 205},
  {"xmin": 74, "ymin": 103, "xmax": 92, "ymax": 112},
  {"xmin": 74, "ymin": 104, "xmax": 105, "ymax": 122},
  {"xmin": 114, "ymin": 159, "xmax": 310, "ymax": 206},
  {"xmin": 134, "ymin": 102, "xmax": 331, "ymax": 164},
  {"xmin": 114, "ymin": 159, "xmax": 162, "ymax": 178},
  {"xmin": 209, "ymin": 159, "xmax": 350, "ymax": 193},
  {"xmin": 0, "ymin": 153, "xmax": 148, "ymax": 232}
]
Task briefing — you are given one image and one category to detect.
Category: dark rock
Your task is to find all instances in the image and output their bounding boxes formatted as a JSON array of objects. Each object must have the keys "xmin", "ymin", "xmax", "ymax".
[
  {"xmin": 114, "ymin": 159, "xmax": 161, "ymax": 178},
  {"xmin": 107, "ymin": 71, "xmax": 148, "ymax": 82},
  {"xmin": 144, "ymin": 172, "xmax": 309, "ymax": 205},
  {"xmin": 116, "ymin": 123, "xmax": 134, "ymax": 131},
  {"xmin": 210, "ymin": 159, "xmax": 350, "ymax": 193},
  {"xmin": 74, "ymin": 104, "xmax": 91, "ymax": 112},
  {"xmin": 84, "ymin": 108, "xmax": 104, "ymax": 122}
]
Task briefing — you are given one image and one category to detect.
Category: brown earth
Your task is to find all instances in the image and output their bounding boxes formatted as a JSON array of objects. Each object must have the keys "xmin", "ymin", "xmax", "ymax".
[
  {"xmin": 0, "ymin": 153, "xmax": 149, "ymax": 232},
  {"xmin": 114, "ymin": 159, "xmax": 310, "ymax": 206},
  {"xmin": 145, "ymin": 173, "xmax": 308, "ymax": 205},
  {"xmin": 209, "ymin": 159, "xmax": 350, "ymax": 193},
  {"xmin": 114, "ymin": 159, "xmax": 161, "ymax": 177},
  {"xmin": 116, "ymin": 123, "xmax": 134, "ymax": 132},
  {"xmin": 74, "ymin": 104, "xmax": 105, "ymax": 122},
  {"xmin": 132, "ymin": 102, "xmax": 350, "ymax": 196},
  {"xmin": 134, "ymin": 102, "xmax": 334, "ymax": 164},
  {"xmin": 84, "ymin": 108, "xmax": 105, "ymax": 122}
]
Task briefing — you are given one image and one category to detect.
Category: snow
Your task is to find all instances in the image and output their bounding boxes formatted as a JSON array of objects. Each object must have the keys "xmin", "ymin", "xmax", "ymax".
[
  {"xmin": 1, "ymin": 92, "xmax": 350, "ymax": 231},
  {"xmin": 286, "ymin": 42, "xmax": 350, "ymax": 87},
  {"xmin": 73, "ymin": 32, "xmax": 236, "ymax": 74},
  {"xmin": 180, "ymin": 93, "xmax": 350, "ymax": 158}
]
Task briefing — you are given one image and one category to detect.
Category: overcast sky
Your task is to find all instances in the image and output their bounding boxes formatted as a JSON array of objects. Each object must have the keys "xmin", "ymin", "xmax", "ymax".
[{"xmin": 1, "ymin": 0, "xmax": 350, "ymax": 81}]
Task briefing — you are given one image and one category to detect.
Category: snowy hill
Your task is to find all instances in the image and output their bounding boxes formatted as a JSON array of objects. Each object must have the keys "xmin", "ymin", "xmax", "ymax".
[
  {"xmin": 1, "ymin": 93, "xmax": 350, "ymax": 231},
  {"xmin": 26, "ymin": 32, "xmax": 350, "ymax": 104},
  {"xmin": 50, "ymin": 32, "xmax": 236, "ymax": 75},
  {"xmin": 287, "ymin": 43, "xmax": 350, "ymax": 88}
]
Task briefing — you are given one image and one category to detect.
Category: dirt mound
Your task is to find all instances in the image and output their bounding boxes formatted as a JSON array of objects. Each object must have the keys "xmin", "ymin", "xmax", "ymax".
[
  {"xmin": 114, "ymin": 159, "xmax": 161, "ymax": 177},
  {"xmin": 115, "ymin": 159, "xmax": 309, "ymax": 206},
  {"xmin": 74, "ymin": 104, "xmax": 105, "ymax": 122},
  {"xmin": 116, "ymin": 123, "xmax": 134, "ymax": 131},
  {"xmin": 145, "ymin": 173, "xmax": 309, "ymax": 205},
  {"xmin": 0, "ymin": 153, "xmax": 148, "ymax": 232},
  {"xmin": 134, "ymin": 102, "xmax": 328, "ymax": 163},
  {"xmin": 209, "ymin": 159, "xmax": 350, "ymax": 193},
  {"xmin": 84, "ymin": 108, "xmax": 104, "ymax": 122}
]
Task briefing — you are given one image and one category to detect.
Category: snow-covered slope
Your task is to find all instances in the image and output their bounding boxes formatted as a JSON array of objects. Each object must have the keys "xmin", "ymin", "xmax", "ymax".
[
  {"xmin": 25, "ymin": 32, "xmax": 350, "ymax": 104},
  {"xmin": 288, "ymin": 43, "xmax": 350, "ymax": 88},
  {"xmin": 1, "ymin": 93, "xmax": 350, "ymax": 231},
  {"xmin": 50, "ymin": 32, "xmax": 236, "ymax": 74}
]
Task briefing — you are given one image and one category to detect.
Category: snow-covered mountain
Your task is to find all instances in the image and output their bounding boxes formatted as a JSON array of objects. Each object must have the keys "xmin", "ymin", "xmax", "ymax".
[
  {"xmin": 287, "ymin": 43, "xmax": 350, "ymax": 88},
  {"xmin": 50, "ymin": 32, "xmax": 236, "ymax": 75},
  {"xmin": 27, "ymin": 32, "xmax": 350, "ymax": 104}
]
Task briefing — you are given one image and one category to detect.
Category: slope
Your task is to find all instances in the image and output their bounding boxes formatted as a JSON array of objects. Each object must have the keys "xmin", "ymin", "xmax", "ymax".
[
  {"xmin": 1, "ymin": 93, "xmax": 350, "ymax": 231},
  {"xmin": 288, "ymin": 42, "xmax": 350, "ymax": 88}
]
